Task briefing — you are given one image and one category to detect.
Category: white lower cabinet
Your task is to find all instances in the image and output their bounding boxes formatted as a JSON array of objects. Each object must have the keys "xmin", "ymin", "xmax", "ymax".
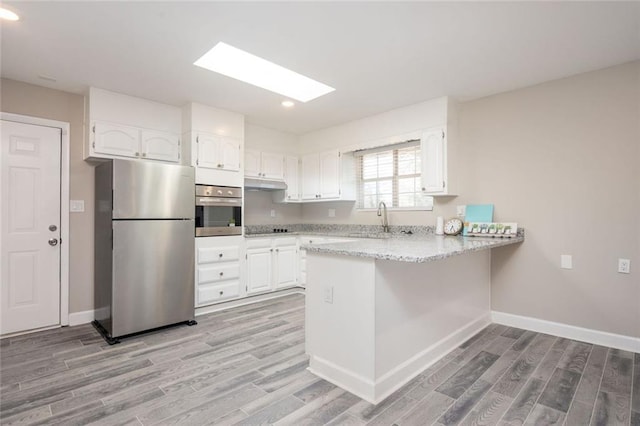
[
  {"xmin": 195, "ymin": 236, "xmax": 243, "ymax": 307},
  {"xmin": 246, "ymin": 242, "xmax": 273, "ymax": 294},
  {"xmin": 246, "ymin": 237, "xmax": 298, "ymax": 295}
]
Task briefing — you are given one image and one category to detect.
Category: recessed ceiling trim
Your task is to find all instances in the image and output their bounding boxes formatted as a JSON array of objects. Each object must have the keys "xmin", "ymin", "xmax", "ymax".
[{"xmin": 194, "ymin": 42, "xmax": 335, "ymax": 103}]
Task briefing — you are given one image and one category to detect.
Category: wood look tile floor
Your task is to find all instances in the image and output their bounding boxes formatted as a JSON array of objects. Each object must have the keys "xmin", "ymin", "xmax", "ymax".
[{"xmin": 1, "ymin": 293, "xmax": 638, "ymax": 425}]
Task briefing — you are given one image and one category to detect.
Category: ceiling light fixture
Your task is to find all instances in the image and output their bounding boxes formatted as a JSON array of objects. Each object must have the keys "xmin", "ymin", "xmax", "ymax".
[
  {"xmin": 281, "ymin": 100, "xmax": 295, "ymax": 108},
  {"xmin": 194, "ymin": 42, "xmax": 335, "ymax": 103},
  {"xmin": 0, "ymin": 7, "xmax": 19, "ymax": 21}
]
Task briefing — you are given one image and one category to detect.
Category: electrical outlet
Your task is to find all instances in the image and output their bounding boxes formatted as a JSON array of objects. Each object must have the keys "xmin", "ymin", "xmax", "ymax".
[
  {"xmin": 618, "ymin": 258, "xmax": 631, "ymax": 274},
  {"xmin": 324, "ymin": 286, "xmax": 334, "ymax": 304},
  {"xmin": 328, "ymin": 209, "xmax": 336, "ymax": 218},
  {"xmin": 560, "ymin": 255, "xmax": 572, "ymax": 269},
  {"xmin": 270, "ymin": 209, "xmax": 276, "ymax": 218},
  {"xmin": 457, "ymin": 205, "xmax": 466, "ymax": 217}
]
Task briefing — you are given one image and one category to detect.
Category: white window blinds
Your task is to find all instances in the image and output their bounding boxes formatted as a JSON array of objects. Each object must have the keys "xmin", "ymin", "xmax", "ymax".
[{"xmin": 355, "ymin": 140, "xmax": 433, "ymax": 210}]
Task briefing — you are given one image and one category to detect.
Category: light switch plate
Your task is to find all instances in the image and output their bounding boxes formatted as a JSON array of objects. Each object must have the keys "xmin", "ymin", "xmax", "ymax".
[
  {"xmin": 70, "ymin": 200, "xmax": 85, "ymax": 212},
  {"xmin": 328, "ymin": 209, "xmax": 336, "ymax": 218},
  {"xmin": 457, "ymin": 205, "xmax": 466, "ymax": 217},
  {"xmin": 270, "ymin": 209, "xmax": 276, "ymax": 218},
  {"xmin": 324, "ymin": 286, "xmax": 333, "ymax": 304},
  {"xmin": 561, "ymin": 255, "xmax": 572, "ymax": 269}
]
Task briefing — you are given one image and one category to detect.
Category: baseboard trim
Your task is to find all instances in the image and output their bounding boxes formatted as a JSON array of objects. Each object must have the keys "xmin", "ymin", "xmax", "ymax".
[
  {"xmin": 491, "ymin": 311, "xmax": 640, "ymax": 353},
  {"xmin": 309, "ymin": 313, "xmax": 492, "ymax": 405},
  {"xmin": 195, "ymin": 288, "xmax": 305, "ymax": 317},
  {"xmin": 68, "ymin": 309, "xmax": 95, "ymax": 326}
]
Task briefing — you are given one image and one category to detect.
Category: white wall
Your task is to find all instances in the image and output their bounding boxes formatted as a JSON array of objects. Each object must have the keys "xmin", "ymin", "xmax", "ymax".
[
  {"xmin": 1, "ymin": 78, "xmax": 94, "ymax": 314},
  {"xmin": 459, "ymin": 61, "xmax": 639, "ymax": 338}
]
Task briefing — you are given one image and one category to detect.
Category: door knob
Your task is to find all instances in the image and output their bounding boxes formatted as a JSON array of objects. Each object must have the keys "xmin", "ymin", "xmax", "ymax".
[{"xmin": 48, "ymin": 238, "xmax": 58, "ymax": 246}]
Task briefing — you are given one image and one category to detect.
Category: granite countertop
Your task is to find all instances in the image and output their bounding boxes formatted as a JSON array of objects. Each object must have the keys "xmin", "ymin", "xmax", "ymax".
[{"xmin": 301, "ymin": 234, "xmax": 524, "ymax": 263}]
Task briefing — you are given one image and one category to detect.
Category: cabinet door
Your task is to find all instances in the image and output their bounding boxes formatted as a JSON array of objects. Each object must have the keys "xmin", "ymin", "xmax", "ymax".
[
  {"xmin": 141, "ymin": 130, "xmax": 180, "ymax": 163},
  {"xmin": 246, "ymin": 248, "xmax": 272, "ymax": 294},
  {"xmin": 301, "ymin": 154, "xmax": 320, "ymax": 200},
  {"xmin": 421, "ymin": 128, "xmax": 445, "ymax": 194},
  {"xmin": 196, "ymin": 132, "xmax": 221, "ymax": 169},
  {"xmin": 219, "ymin": 137, "xmax": 241, "ymax": 171},
  {"xmin": 244, "ymin": 149, "xmax": 261, "ymax": 177},
  {"xmin": 274, "ymin": 245, "xmax": 297, "ymax": 288},
  {"xmin": 93, "ymin": 121, "xmax": 140, "ymax": 158},
  {"xmin": 261, "ymin": 152, "xmax": 284, "ymax": 180},
  {"xmin": 319, "ymin": 150, "xmax": 340, "ymax": 199},
  {"xmin": 284, "ymin": 156, "xmax": 299, "ymax": 201}
]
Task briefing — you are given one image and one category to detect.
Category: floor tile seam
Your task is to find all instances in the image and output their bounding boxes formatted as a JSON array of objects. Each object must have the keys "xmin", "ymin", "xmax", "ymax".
[
  {"xmin": 494, "ymin": 375, "xmax": 538, "ymax": 425},
  {"xmin": 587, "ymin": 347, "xmax": 610, "ymax": 426},
  {"xmin": 630, "ymin": 358, "xmax": 636, "ymax": 424},
  {"xmin": 562, "ymin": 343, "xmax": 595, "ymax": 422},
  {"xmin": 364, "ymin": 392, "xmax": 419, "ymax": 425}
]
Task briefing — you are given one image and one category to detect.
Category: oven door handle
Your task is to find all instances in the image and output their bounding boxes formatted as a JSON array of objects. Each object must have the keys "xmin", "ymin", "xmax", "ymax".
[{"xmin": 196, "ymin": 198, "xmax": 242, "ymax": 206}]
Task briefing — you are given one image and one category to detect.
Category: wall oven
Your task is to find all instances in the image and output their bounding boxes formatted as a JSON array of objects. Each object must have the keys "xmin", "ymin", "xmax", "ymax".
[{"xmin": 195, "ymin": 185, "xmax": 242, "ymax": 237}]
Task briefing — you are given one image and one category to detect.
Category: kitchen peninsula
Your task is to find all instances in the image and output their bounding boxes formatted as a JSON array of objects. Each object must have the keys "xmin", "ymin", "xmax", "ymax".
[{"xmin": 303, "ymin": 233, "xmax": 523, "ymax": 404}]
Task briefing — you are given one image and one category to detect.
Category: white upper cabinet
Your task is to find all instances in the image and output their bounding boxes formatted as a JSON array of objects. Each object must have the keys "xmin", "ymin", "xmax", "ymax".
[
  {"xmin": 244, "ymin": 149, "xmax": 261, "ymax": 177},
  {"xmin": 85, "ymin": 88, "xmax": 182, "ymax": 163},
  {"xmin": 319, "ymin": 150, "xmax": 340, "ymax": 198},
  {"xmin": 244, "ymin": 149, "xmax": 284, "ymax": 180},
  {"xmin": 420, "ymin": 98, "xmax": 459, "ymax": 196},
  {"xmin": 195, "ymin": 133, "xmax": 241, "ymax": 171},
  {"xmin": 92, "ymin": 122, "xmax": 139, "ymax": 158},
  {"xmin": 183, "ymin": 103, "xmax": 244, "ymax": 186},
  {"xmin": 421, "ymin": 127, "xmax": 446, "ymax": 194},
  {"xmin": 301, "ymin": 149, "xmax": 355, "ymax": 201},
  {"xmin": 261, "ymin": 152, "xmax": 284, "ymax": 180},
  {"xmin": 301, "ymin": 153, "xmax": 321, "ymax": 200},
  {"xmin": 141, "ymin": 129, "xmax": 181, "ymax": 162},
  {"xmin": 284, "ymin": 156, "xmax": 299, "ymax": 201}
]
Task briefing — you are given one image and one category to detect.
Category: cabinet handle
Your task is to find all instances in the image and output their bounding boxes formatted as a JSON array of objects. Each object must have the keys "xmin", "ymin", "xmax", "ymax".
[
  {"xmin": 421, "ymin": 187, "xmax": 426, "ymax": 191},
  {"xmin": 135, "ymin": 152, "xmax": 140, "ymax": 157},
  {"xmin": 142, "ymin": 153, "xmax": 147, "ymax": 158},
  {"xmin": 219, "ymin": 253, "xmax": 223, "ymax": 258},
  {"xmin": 276, "ymin": 248, "xmax": 279, "ymax": 252},
  {"xmin": 270, "ymin": 248, "xmax": 273, "ymax": 252},
  {"xmin": 219, "ymin": 272, "xmax": 224, "ymax": 277},
  {"xmin": 219, "ymin": 290, "xmax": 224, "ymax": 295}
]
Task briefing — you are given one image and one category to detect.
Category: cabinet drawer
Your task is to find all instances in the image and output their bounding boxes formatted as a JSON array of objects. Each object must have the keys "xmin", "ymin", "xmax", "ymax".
[
  {"xmin": 197, "ymin": 281, "xmax": 240, "ymax": 305},
  {"xmin": 198, "ymin": 262, "xmax": 240, "ymax": 285},
  {"xmin": 198, "ymin": 246, "xmax": 240, "ymax": 264}
]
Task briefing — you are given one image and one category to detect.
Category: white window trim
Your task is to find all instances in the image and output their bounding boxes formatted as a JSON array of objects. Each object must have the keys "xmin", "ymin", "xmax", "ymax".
[{"xmin": 354, "ymin": 140, "xmax": 433, "ymax": 211}]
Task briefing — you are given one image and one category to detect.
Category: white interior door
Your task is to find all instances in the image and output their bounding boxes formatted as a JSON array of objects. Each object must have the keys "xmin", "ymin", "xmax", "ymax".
[{"xmin": 1, "ymin": 120, "xmax": 62, "ymax": 335}]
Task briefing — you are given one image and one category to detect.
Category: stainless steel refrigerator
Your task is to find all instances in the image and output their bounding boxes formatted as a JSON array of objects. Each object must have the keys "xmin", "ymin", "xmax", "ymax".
[{"xmin": 94, "ymin": 159, "xmax": 195, "ymax": 343}]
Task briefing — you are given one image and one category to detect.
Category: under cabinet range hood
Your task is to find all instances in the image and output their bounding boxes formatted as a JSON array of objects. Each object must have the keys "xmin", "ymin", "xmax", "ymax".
[{"xmin": 244, "ymin": 177, "xmax": 287, "ymax": 191}]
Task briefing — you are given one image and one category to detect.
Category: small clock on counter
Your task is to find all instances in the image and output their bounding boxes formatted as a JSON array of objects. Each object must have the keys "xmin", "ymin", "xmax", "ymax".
[{"xmin": 443, "ymin": 218, "xmax": 464, "ymax": 235}]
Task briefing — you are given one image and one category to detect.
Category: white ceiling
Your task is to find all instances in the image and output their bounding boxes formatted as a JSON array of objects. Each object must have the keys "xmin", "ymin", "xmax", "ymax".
[{"xmin": 2, "ymin": 2, "xmax": 639, "ymax": 135}]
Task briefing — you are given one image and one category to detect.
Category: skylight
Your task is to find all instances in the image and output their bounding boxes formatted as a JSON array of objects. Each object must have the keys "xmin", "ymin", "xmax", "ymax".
[{"xmin": 194, "ymin": 42, "xmax": 335, "ymax": 103}]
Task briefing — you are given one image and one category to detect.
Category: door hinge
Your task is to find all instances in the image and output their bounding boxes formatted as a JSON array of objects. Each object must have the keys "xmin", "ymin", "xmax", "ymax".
[
  {"xmin": 443, "ymin": 181, "xmax": 446, "ymax": 188},
  {"xmin": 196, "ymin": 159, "xmax": 199, "ymax": 166},
  {"xmin": 442, "ymin": 131, "xmax": 445, "ymax": 139},
  {"xmin": 92, "ymin": 125, "xmax": 95, "ymax": 133},
  {"xmin": 92, "ymin": 141, "xmax": 95, "ymax": 148},
  {"xmin": 178, "ymin": 152, "xmax": 181, "ymax": 160},
  {"xmin": 245, "ymin": 254, "xmax": 247, "ymax": 260},
  {"xmin": 196, "ymin": 136, "xmax": 199, "ymax": 143}
]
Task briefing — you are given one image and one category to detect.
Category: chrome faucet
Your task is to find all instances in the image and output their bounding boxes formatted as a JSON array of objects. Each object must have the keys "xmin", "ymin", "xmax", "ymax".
[{"xmin": 377, "ymin": 201, "xmax": 389, "ymax": 233}]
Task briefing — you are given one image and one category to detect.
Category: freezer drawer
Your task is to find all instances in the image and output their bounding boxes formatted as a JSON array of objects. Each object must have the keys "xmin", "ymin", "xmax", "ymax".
[
  {"xmin": 112, "ymin": 160, "xmax": 194, "ymax": 220},
  {"xmin": 112, "ymin": 219, "xmax": 194, "ymax": 337}
]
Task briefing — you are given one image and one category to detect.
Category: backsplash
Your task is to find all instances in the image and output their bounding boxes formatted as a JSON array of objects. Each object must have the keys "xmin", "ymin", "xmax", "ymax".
[
  {"xmin": 244, "ymin": 223, "xmax": 435, "ymax": 235},
  {"xmin": 244, "ymin": 223, "xmax": 525, "ymax": 237}
]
